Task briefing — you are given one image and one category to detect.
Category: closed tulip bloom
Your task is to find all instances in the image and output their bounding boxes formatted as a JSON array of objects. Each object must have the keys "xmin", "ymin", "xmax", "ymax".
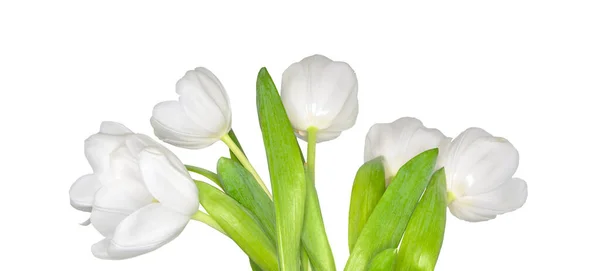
[
  {"xmin": 281, "ymin": 55, "xmax": 358, "ymax": 142},
  {"xmin": 442, "ymin": 128, "xmax": 528, "ymax": 222},
  {"xmin": 364, "ymin": 117, "xmax": 449, "ymax": 183},
  {"xmin": 151, "ymin": 67, "xmax": 232, "ymax": 149}
]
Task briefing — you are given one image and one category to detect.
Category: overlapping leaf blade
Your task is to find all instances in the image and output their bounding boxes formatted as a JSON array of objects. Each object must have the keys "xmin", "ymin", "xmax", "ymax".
[
  {"xmin": 219, "ymin": 132, "xmax": 266, "ymax": 270},
  {"xmin": 217, "ymin": 157, "xmax": 276, "ymax": 242},
  {"xmin": 344, "ymin": 149, "xmax": 439, "ymax": 271},
  {"xmin": 196, "ymin": 181, "xmax": 278, "ymax": 271}
]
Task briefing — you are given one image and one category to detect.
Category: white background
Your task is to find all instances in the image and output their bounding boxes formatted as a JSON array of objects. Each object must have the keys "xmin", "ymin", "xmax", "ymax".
[{"xmin": 1, "ymin": 1, "xmax": 599, "ymax": 270}]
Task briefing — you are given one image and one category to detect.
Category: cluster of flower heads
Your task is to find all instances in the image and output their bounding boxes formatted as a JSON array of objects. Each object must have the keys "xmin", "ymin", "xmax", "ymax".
[{"xmin": 69, "ymin": 54, "xmax": 527, "ymax": 260}]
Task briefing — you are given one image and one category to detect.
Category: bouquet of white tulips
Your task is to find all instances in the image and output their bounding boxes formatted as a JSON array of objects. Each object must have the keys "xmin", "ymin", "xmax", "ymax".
[{"xmin": 69, "ymin": 55, "xmax": 527, "ymax": 270}]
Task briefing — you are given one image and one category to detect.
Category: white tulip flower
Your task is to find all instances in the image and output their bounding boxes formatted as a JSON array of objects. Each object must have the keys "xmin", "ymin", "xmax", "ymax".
[
  {"xmin": 281, "ymin": 54, "xmax": 358, "ymax": 142},
  {"xmin": 442, "ymin": 128, "xmax": 528, "ymax": 222},
  {"xmin": 364, "ymin": 117, "xmax": 450, "ymax": 183},
  {"xmin": 91, "ymin": 146, "xmax": 198, "ymax": 259},
  {"xmin": 70, "ymin": 122, "xmax": 199, "ymax": 259},
  {"xmin": 151, "ymin": 67, "xmax": 232, "ymax": 149}
]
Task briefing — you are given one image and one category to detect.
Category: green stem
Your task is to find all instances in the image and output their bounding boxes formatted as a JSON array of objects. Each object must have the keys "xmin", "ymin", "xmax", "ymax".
[
  {"xmin": 190, "ymin": 210, "xmax": 227, "ymax": 235},
  {"xmin": 307, "ymin": 127, "xmax": 317, "ymax": 182},
  {"xmin": 186, "ymin": 165, "xmax": 222, "ymax": 188},
  {"xmin": 302, "ymin": 127, "xmax": 336, "ymax": 271},
  {"xmin": 221, "ymin": 133, "xmax": 273, "ymax": 199}
]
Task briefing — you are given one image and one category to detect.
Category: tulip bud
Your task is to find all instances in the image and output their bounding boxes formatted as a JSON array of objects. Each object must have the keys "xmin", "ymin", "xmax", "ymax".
[
  {"xmin": 364, "ymin": 117, "xmax": 449, "ymax": 183},
  {"xmin": 442, "ymin": 128, "xmax": 528, "ymax": 222},
  {"xmin": 151, "ymin": 67, "xmax": 232, "ymax": 149},
  {"xmin": 281, "ymin": 55, "xmax": 358, "ymax": 142}
]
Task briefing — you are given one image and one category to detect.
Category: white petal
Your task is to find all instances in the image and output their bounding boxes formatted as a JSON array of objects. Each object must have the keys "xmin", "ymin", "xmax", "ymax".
[
  {"xmin": 84, "ymin": 134, "xmax": 127, "ymax": 173},
  {"xmin": 446, "ymin": 131, "xmax": 519, "ymax": 196},
  {"xmin": 364, "ymin": 117, "xmax": 447, "ymax": 179},
  {"xmin": 99, "ymin": 122, "xmax": 133, "ymax": 135},
  {"xmin": 176, "ymin": 67, "xmax": 231, "ymax": 114},
  {"xmin": 108, "ymin": 203, "xmax": 190, "ymax": 259},
  {"xmin": 176, "ymin": 68, "xmax": 231, "ymax": 136},
  {"xmin": 312, "ymin": 62, "xmax": 358, "ymax": 127},
  {"xmin": 108, "ymin": 146, "xmax": 140, "ymax": 181},
  {"xmin": 91, "ymin": 180, "xmax": 152, "ymax": 233},
  {"xmin": 138, "ymin": 147, "xmax": 199, "ymax": 215},
  {"xmin": 281, "ymin": 62, "xmax": 310, "ymax": 130},
  {"xmin": 326, "ymin": 87, "xmax": 359, "ymax": 131},
  {"xmin": 448, "ymin": 201, "xmax": 496, "ymax": 222},
  {"xmin": 91, "ymin": 180, "xmax": 152, "ymax": 237},
  {"xmin": 151, "ymin": 101, "xmax": 221, "ymax": 149},
  {"xmin": 124, "ymin": 134, "xmax": 159, "ymax": 154},
  {"xmin": 91, "ymin": 210, "xmax": 128, "ymax": 238},
  {"xmin": 125, "ymin": 134, "xmax": 184, "ymax": 169},
  {"xmin": 91, "ymin": 239, "xmax": 111, "ymax": 259},
  {"xmin": 296, "ymin": 130, "xmax": 342, "ymax": 143},
  {"xmin": 442, "ymin": 128, "xmax": 491, "ymax": 188},
  {"xmin": 69, "ymin": 174, "xmax": 102, "ymax": 212},
  {"xmin": 460, "ymin": 178, "xmax": 527, "ymax": 214}
]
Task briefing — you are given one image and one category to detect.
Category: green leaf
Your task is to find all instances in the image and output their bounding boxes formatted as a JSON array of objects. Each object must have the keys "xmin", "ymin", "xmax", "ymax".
[
  {"xmin": 218, "ymin": 156, "xmax": 272, "ymax": 271},
  {"xmin": 185, "ymin": 165, "xmax": 221, "ymax": 188},
  {"xmin": 301, "ymin": 249, "xmax": 311, "ymax": 271},
  {"xmin": 227, "ymin": 129, "xmax": 244, "ymax": 164},
  {"xmin": 250, "ymin": 260, "xmax": 264, "ymax": 271},
  {"xmin": 396, "ymin": 168, "xmax": 447, "ymax": 271},
  {"xmin": 348, "ymin": 157, "xmax": 386, "ymax": 252},
  {"xmin": 196, "ymin": 181, "xmax": 278, "ymax": 271},
  {"xmin": 367, "ymin": 248, "xmax": 397, "ymax": 271},
  {"xmin": 302, "ymin": 167, "xmax": 336, "ymax": 271},
  {"xmin": 217, "ymin": 157, "xmax": 276, "ymax": 242},
  {"xmin": 257, "ymin": 68, "xmax": 307, "ymax": 271},
  {"xmin": 344, "ymin": 149, "xmax": 439, "ymax": 271}
]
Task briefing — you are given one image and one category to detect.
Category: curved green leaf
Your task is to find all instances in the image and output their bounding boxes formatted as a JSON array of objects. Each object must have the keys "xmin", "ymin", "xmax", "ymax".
[
  {"xmin": 396, "ymin": 168, "xmax": 447, "ymax": 271},
  {"xmin": 186, "ymin": 165, "xmax": 221, "ymax": 188},
  {"xmin": 250, "ymin": 260, "xmax": 263, "ymax": 271},
  {"xmin": 344, "ymin": 149, "xmax": 439, "ymax": 271},
  {"xmin": 196, "ymin": 181, "xmax": 278, "ymax": 271},
  {"xmin": 257, "ymin": 68, "xmax": 307, "ymax": 271},
  {"xmin": 217, "ymin": 157, "xmax": 276, "ymax": 242},
  {"xmin": 348, "ymin": 157, "xmax": 386, "ymax": 252}
]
